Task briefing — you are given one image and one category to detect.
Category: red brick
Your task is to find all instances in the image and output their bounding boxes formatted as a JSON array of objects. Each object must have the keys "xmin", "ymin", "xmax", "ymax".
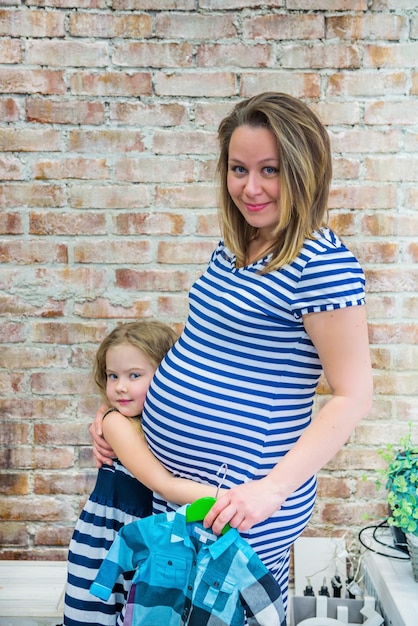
[
  {"xmin": 312, "ymin": 102, "xmax": 361, "ymax": 126},
  {"xmin": 368, "ymin": 322, "xmax": 418, "ymax": 346},
  {"xmin": 69, "ymin": 184, "xmax": 150, "ymax": 208},
  {"xmin": 30, "ymin": 211, "xmax": 107, "ymax": 236},
  {"xmin": 27, "ymin": 40, "xmax": 107, "ymax": 66},
  {"xmin": 68, "ymin": 130, "xmax": 145, "ymax": 153},
  {"xmin": 0, "ymin": 68, "xmax": 66, "ymax": 94},
  {"xmin": 115, "ymin": 158, "xmax": 194, "ymax": 183},
  {"xmin": 364, "ymin": 100, "xmax": 418, "ymax": 125},
  {"xmin": 30, "ymin": 321, "xmax": 108, "ymax": 344},
  {"xmin": 366, "ymin": 269, "xmax": 418, "ymax": 293},
  {"xmin": 35, "ymin": 471, "xmax": 96, "ymax": 495},
  {"xmin": 0, "ymin": 473, "xmax": 29, "ymax": 495},
  {"xmin": 0, "ymin": 210, "xmax": 24, "ymax": 234},
  {"xmin": 197, "ymin": 43, "xmax": 273, "ymax": 68},
  {"xmin": 196, "ymin": 213, "xmax": 221, "ymax": 238},
  {"xmin": 327, "ymin": 71, "xmax": 406, "ymax": 96},
  {"xmin": 115, "ymin": 269, "xmax": 190, "ymax": 292},
  {"xmin": 155, "ymin": 13, "xmax": 236, "ymax": 39},
  {"xmin": 329, "ymin": 184, "xmax": 397, "ymax": 210},
  {"xmin": 155, "ymin": 71, "xmax": 235, "ymax": 97},
  {"xmin": 113, "ymin": 0, "xmax": 194, "ymax": 7},
  {"xmin": 113, "ymin": 42, "xmax": 193, "ymax": 67},
  {"xmin": 157, "ymin": 240, "xmax": 217, "ymax": 264},
  {"xmin": 321, "ymin": 502, "xmax": 385, "ymax": 527},
  {"xmin": 0, "ymin": 240, "xmax": 68, "ymax": 263},
  {"xmin": 26, "ymin": 98, "xmax": 105, "ymax": 125},
  {"xmin": 0, "ymin": 130, "xmax": 61, "ymax": 152},
  {"xmin": 114, "ymin": 211, "xmax": 187, "ymax": 235},
  {"xmin": 73, "ymin": 298, "xmax": 152, "ymax": 319},
  {"xmin": 74, "ymin": 240, "xmax": 151, "ymax": 263},
  {"xmin": 200, "ymin": 0, "xmax": 282, "ymax": 6},
  {"xmin": 70, "ymin": 71, "xmax": 152, "ymax": 97},
  {"xmin": 0, "ymin": 322, "xmax": 25, "ymax": 343},
  {"xmin": 326, "ymin": 14, "xmax": 407, "ymax": 41},
  {"xmin": 34, "ymin": 423, "xmax": 91, "ymax": 446},
  {"xmin": 110, "ymin": 101, "xmax": 188, "ymax": 126},
  {"xmin": 0, "ymin": 8, "xmax": 65, "ymax": 37},
  {"xmin": 0, "ymin": 496, "xmax": 74, "ymax": 521},
  {"xmin": 287, "ymin": 0, "xmax": 366, "ymax": 7},
  {"xmin": 350, "ymin": 241, "xmax": 398, "ymax": 264},
  {"xmin": 244, "ymin": 14, "xmax": 324, "ymax": 40},
  {"xmin": 241, "ymin": 72, "xmax": 321, "ymax": 98},
  {"xmin": 69, "ymin": 11, "xmax": 151, "ymax": 37},
  {"xmin": 0, "ymin": 523, "xmax": 29, "ymax": 548},
  {"xmin": 317, "ymin": 476, "xmax": 351, "ymax": 499},
  {"xmin": 155, "ymin": 184, "xmax": 217, "ymax": 208},
  {"xmin": 0, "ymin": 398, "xmax": 72, "ymax": 421},
  {"xmin": 330, "ymin": 129, "xmax": 401, "ymax": 153},
  {"xmin": 282, "ymin": 43, "xmax": 360, "ymax": 69},
  {"xmin": 0, "ymin": 98, "xmax": 20, "ymax": 122},
  {"xmin": 0, "ymin": 345, "xmax": 68, "ymax": 369},
  {"xmin": 157, "ymin": 294, "xmax": 190, "ymax": 319},
  {"xmin": 364, "ymin": 43, "xmax": 418, "ymax": 68},
  {"xmin": 34, "ymin": 526, "xmax": 74, "ymax": 547},
  {"xmin": 0, "ymin": 422, "xmax": 29, "ymax": 447},
  {"xmin": 0, "ymin": 38, "xmax": 21, "ymax": 63}
]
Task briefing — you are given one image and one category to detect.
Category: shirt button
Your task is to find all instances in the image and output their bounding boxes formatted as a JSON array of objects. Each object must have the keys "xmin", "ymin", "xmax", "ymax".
[
  {"xmin": 214, "ymin": 581, "xmax": 219, "ymax": 587},
  {"xmin": 167, "ymin": 560, "xmax": 173, "ymax": 566},
  {"xmin": 188, "ymin": 585, "xmax": 193, "ymax": 591}
]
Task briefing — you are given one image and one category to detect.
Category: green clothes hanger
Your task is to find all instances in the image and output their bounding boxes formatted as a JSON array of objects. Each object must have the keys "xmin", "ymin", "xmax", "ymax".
[{"xmin": 186, "ymin": 464, "xmax": 231, "ymax": 535}]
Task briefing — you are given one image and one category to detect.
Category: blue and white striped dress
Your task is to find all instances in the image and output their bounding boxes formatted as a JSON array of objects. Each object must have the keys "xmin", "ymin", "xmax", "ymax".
[
  {"xmin": 142, "ymin": 228, "xmax": 366, "ymax": 610},
  {"xmin": 63, "ymin": 460, "xmax": 152, "ymax": 626}
]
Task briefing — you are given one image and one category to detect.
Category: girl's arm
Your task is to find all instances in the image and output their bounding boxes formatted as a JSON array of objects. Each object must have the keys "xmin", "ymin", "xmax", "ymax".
[
  {"xmin": 102, "ymin": 410, "xmax": 220, "ymax": 505},
  {"xmin": 204, "ymin": 305, "xmax": 373, "ymax": 534},
  {"xmin": 90, "ymin": 403, "xmax": 117, "ymax": 468}
]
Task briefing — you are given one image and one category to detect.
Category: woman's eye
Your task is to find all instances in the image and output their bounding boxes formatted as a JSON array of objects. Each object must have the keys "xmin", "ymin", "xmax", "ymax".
[
  {"xmin": 231, "ymin": 165, "xmax": 247, "ymax": 174},
  {"xmin": 264, "ymin": 166, "xmax": 278, "ymax": 175}
]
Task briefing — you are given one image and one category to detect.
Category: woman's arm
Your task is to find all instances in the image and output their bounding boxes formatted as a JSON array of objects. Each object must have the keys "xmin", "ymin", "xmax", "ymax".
[
  {"xmin": 102, "ymin": 410, "xmax": 220, "ymax": 505},
  {"xmin": 204, "ymin": 305, "xmax": 373, "ymax": 534}
]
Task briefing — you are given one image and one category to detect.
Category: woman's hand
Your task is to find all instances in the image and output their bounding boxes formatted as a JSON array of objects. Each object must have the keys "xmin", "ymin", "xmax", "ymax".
[
  {"xmin": 204, "ymin": 476, "xmax": 285, "ymax": 535},
  {"xmin": 89, "ymin": 403, "xmax": 118, "ymax": 468}
]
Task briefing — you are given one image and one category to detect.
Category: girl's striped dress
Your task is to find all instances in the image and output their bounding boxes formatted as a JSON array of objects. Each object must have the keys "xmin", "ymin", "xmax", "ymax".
[
  {"xmin": 142, "ymin": 228, "xmax": 366, "ymax": 612},
  {"xmin": 63, "ymin": 459, "xmax": 152, "ymax": 626}
]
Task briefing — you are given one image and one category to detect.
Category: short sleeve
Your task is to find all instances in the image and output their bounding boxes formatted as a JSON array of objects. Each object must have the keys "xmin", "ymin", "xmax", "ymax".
[{"xmin": 292, "ymin": 237, "xmax": 366, "ymax": 320}]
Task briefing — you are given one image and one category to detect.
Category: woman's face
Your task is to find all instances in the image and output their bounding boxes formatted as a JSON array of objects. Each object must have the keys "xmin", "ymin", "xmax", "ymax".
[{"xmin": 227, "ymin": 125, "xmax": 281, "ymax": 239}]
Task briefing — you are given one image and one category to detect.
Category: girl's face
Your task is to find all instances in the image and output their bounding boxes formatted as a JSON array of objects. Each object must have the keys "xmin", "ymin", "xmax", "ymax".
[
  {"xmin": 227, "ymin": 125, "xmax": 281, "ymax": 240},
  {"xmin": 105, "ymin": 342, "xmax": 156, "ymax": 418}
]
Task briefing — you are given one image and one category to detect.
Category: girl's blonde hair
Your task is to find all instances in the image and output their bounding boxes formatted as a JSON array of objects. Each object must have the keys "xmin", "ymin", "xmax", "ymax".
[
  {"xmin": 217, "ymin": 92, "xmax": 332, "ymax": 272},
  {"xmin": 93, "ymin": 320, "xmax": 178, "ymax": 402}
]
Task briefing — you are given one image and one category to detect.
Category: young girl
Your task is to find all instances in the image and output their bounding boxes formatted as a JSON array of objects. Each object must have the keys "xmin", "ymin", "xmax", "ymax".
[{"xmin": 63, "ymin": 320, "xmax": 223, "ymax": 626}]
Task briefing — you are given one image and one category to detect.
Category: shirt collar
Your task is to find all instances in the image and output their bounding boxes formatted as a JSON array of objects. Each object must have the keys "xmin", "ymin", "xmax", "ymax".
[{"xmin": 170, "ymin": 505, "xmax": 240, "ymax": 556}]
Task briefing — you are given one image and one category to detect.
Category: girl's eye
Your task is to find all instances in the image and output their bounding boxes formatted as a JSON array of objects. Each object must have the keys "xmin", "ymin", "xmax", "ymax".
[
  {"xmin": 130, "ymin": 372, "xmax": 140, "ymax": 380},
  {"xmin": 107, "ymin": 373, "xmax": 117, "ymax": 381}
]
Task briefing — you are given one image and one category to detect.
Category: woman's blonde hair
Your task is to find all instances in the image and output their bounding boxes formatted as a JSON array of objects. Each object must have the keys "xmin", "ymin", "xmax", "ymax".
[
  {"xmin": 93, "ymin": 320, "xmax": 177, "ymax": 402},
  {"xmin": 217, "ymin": 92, "xmax": 332, "ymax": 272}
]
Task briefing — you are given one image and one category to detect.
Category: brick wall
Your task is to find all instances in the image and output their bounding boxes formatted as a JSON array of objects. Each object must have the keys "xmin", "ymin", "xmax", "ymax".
[{"xmin": 0, "ymin": 0, "xmax": 417, "ymax": 562}]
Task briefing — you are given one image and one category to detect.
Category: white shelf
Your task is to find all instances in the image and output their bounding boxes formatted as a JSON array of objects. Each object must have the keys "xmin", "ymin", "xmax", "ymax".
[
  {"xmin": 362, "ymin": 549, "xmax": 418, "ymax": 626},
  {"xmin": 0, "ymin": 561, "xmax": 66, "ymax": 622}
]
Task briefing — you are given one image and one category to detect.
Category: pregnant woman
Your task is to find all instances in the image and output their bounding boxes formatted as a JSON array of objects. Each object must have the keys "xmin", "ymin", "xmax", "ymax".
[{"xmin": 92, "ymin": 92, "xmax": 373, "ymax": 613}]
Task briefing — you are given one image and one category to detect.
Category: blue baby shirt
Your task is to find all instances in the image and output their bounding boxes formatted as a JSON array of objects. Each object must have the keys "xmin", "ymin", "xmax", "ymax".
[{"xmin": 91, "ymin": 504, "xmax": 286, "ymax": 626}]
